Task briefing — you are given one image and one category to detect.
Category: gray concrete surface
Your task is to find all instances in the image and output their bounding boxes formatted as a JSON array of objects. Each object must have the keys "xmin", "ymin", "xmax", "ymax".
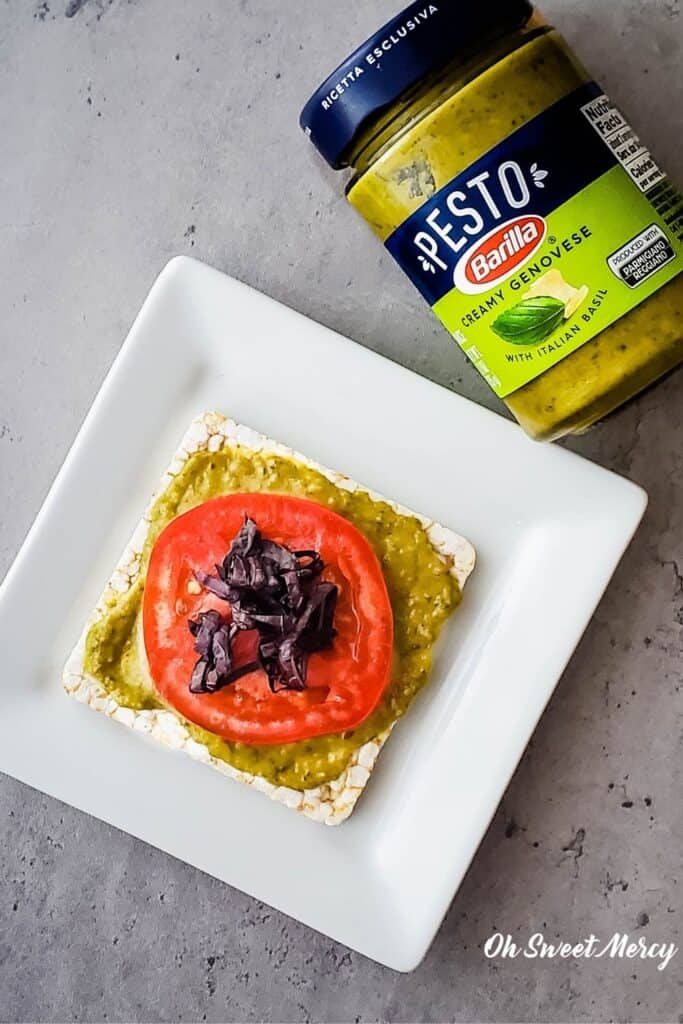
[{"xmin": 0, "ymin": 1, "xmax": 682, "ymax": 1021}]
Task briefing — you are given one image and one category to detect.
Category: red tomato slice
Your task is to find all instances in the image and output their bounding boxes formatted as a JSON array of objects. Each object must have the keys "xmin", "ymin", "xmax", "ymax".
[{"xmin": 142, "ymin": 494, "xmax": 394, "ymax": 745}]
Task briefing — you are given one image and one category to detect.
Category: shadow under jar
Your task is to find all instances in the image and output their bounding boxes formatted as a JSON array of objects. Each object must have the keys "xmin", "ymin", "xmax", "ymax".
[{"xmin": 301, "ymin": 0, "xmax": 683, "ymax": 441}]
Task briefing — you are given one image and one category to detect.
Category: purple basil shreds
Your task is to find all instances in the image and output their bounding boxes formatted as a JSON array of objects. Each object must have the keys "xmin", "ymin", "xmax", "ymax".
[
  {"xmin": 188, "ymin": 610, "xmax": 259, "ymax": 693},
  {"xmin": 188, "ymin": 517, "xmax": 338, "ymax": 695}
]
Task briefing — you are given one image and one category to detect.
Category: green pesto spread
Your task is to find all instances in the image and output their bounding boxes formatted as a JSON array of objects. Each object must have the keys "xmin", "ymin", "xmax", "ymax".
[
  {"xmin": 347, "ymin": 29, "xmax": 683, "ymax": 440},
  {"xmin": 84, "ymin": 445, "xmax": 460, "ymax": 790}
]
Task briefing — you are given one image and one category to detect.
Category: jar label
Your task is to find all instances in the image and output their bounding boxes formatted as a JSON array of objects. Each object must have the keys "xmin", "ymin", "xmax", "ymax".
[{"xmin": 384, "ymin": 82, "xmax": 683, "ymax": 398}]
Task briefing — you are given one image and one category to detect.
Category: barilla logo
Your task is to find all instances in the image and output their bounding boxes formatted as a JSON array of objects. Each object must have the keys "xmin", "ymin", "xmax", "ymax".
[
  {"xmin": 453, "ymin": 215, "xmax": 547, "ymax": 293},
  {"xmin": 412, "ymin": 161, "xmax": 550, "ymax": 296}
]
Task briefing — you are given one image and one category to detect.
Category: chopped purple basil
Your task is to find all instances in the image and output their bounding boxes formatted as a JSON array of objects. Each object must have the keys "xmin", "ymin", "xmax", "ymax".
[
  {"xmin": 187, "ymin": 517, "xmax": 338, "ymax": 695},
  {"xmin": 194, "ymin": 568, "xmax": 234, "ymax": 602},
  {"xmin": 188, "ymin": 611, "xmax": 259, "ymax": 693}
]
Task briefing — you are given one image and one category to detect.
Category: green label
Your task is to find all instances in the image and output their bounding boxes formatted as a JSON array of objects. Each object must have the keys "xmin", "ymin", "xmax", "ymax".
[
  {"xmin": 436, "ymin": 167, "xmax": 682, "ymax": 396},
  {"xmin": 385, "ymin": 86, "xmax": 683, "ymax": 398}
]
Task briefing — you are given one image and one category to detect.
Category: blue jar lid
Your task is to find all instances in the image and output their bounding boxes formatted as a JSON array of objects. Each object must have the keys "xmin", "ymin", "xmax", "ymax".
[{"xmin": 300, "ymin": 0, "xmax": 533, "ymax": 169}]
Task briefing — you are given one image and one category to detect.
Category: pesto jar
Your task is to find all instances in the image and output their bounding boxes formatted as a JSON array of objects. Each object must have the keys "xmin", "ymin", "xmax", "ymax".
[{"xmin": 301, "ymin": 0, "xmax": 683, "ymax": 441}]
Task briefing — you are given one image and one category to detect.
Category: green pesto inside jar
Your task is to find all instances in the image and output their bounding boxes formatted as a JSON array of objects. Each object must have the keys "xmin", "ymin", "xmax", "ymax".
[
  {"xmin": 84, "ymin": 446, "xmax": 460, "ymax": 790},
  {"xmin": 346, "ymin": 28, "xmax": 683, "ymax": 441}
]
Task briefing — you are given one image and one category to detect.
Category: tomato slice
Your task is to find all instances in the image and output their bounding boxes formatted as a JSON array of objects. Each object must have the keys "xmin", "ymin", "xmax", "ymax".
[{"xmin": 142, "ymin": 494, "xmax": 394, "ymax": 745}]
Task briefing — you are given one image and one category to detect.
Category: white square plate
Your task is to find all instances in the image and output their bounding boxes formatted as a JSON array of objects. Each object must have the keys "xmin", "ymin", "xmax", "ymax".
[{"xmin": 0, "ymin": 257, "xmax": 646, "ymax": 971}]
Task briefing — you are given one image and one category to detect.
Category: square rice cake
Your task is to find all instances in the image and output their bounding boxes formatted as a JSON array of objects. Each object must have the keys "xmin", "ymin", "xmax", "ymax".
[{"xmin": 64, "ymin": 412, "xmax": 475, "ymax": 825}]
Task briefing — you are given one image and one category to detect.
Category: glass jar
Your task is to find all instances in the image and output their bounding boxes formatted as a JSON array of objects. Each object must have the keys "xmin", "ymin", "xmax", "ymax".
[{"xmin": 301, "ymin": 1, "xmax": 683, "ymax": 441}]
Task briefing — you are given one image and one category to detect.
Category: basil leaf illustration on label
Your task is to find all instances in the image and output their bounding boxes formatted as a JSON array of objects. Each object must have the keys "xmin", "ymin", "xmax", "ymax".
[{"xmin": 491, "ymin": 296, "xmax": 566, "ymax": 346}]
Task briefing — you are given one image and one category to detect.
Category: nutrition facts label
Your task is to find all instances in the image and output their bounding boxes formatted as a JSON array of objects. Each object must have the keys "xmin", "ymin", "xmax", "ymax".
[{"xmin": 581, "ymin": 93, "xmax": 666, "ymax": 194}]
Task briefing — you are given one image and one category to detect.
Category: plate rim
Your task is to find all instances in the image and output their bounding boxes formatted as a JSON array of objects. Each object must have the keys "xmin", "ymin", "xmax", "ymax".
[{"xmin": 0, "ymin": 255, "xmax": 648, "ymax": 971}]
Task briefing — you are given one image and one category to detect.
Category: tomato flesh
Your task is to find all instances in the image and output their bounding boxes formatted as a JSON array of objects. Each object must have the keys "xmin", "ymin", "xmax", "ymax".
[{"xmin": 142, "ymin": 494, "xmax": 394, "ymax": 745}]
